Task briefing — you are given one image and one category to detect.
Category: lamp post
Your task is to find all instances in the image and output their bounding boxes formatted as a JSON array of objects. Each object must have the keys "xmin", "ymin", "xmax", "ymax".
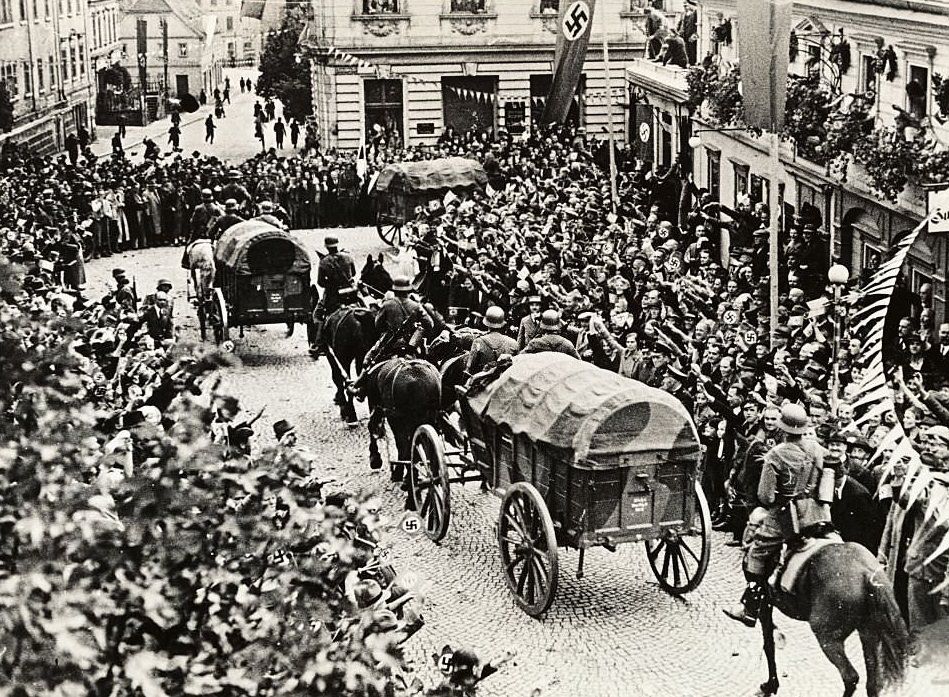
[{"xmin": 828, "ymin": 263, "xmax": 850, "ymax": 416}]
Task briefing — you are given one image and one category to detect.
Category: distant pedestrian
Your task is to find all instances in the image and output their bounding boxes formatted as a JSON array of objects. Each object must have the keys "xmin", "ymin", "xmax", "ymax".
[
  {"xmin": 265, "ymin": 98, "xmax": 275, "ymax": 121},
  {"xmin": 205, "ymin": 114, "xmax": 216, "ymax": 144},
  {"xmin": 65, "ymin": 133, "xmax": 79, "ymax": 165},
  {"xmin": 223, "ymin": 86, "xmax": 231, "ymax": 104},
  {"xmin": 239, "ymin": 77, "xmax": 246, "ymax": 93},
  {"xmin": 171, "ymin": 110, "xmax": 181, "ymax": 128},
  {"xmin": 215, "ymin": 98, "xmax": 226, "ymax": 119},
  {"xmin": 290, "ymin": 119, "xmax": 300, "ymax": 148},
  {"xmin": 224, "ymin": 76, "xmax": 231, "ymax": 91},
  {"xmin": 247, "ymin": 78, "xmax": 254, "ymax": 92},
  {"xmin": 199, "ymin": 88, "xmax": 207, "ymax": 106},
  {"xmin": 117, "ymin": 113, "xmax": 127, "ymax": 139},
  {"xmin": 111, "ymin": 131, "xmax": 124, "ymax": 156},
  {"xmin": 168, "ymin": 124, "xmax": 181, "ymax": 151},
  {"xmin": 78, "ymin": 125, "xmax": 90, "ymax": 149},
  {"xmin": 254, "ymin": 118, "xmax": 266, "ymax": 151},
  {"xmin": 213, "ymin": 87, "xmax": 221, "ymax": 102},
  {"xmin": 274, "ymin": 118, "xmax": 286, "ymax": 148}
]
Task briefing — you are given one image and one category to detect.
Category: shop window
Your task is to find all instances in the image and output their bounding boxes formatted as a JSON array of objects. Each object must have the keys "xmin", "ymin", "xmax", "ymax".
[
  {"xmin": 365, "ymin": 78, "xmax": 404, "ymax": 146},
  {"xmin": 226, "ymin": 16, "xmax": 234, "ymax": 31},
  {"xmin": 1, "ymin": 0, "xmax": 14, "ymax": 24},
  {"xmin": 178, "ymin": 42, "xmax": 188, "ymax": 58},
  {"xmin": 22, "ymin": 60, "xmax": 31, "ymax": 95},
  {"xmin": 442, "ymin": 75, "xmax": 498, "ymax": 134},
  {"xmin": 539, "ymin": 0, "xmax": 559, "ymax": 12},
  {"xmin": 907, "ymin": 64, "xmax": 928, "ymax": 119}
]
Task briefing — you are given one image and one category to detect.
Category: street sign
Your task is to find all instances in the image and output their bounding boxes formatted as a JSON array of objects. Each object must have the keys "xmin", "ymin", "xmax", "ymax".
[
  {"xmin": 929, "ymin": 187, "xmax": 949, "ymax": 233},
  {"xmin": 562, "ymin": 1, "xmax": 592, "ymax": 42}
]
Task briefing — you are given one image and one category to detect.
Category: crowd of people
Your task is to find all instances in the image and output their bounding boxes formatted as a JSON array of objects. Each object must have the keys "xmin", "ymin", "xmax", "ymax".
[{"xmin": 2, "ymin": 88, "xmax": 948, "ymax": 639}]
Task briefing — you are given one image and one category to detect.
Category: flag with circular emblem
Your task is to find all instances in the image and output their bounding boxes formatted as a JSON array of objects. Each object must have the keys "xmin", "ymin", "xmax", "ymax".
[{"xmin": 541, "ymin": 0, "xmax": 597, "ymax": 125}]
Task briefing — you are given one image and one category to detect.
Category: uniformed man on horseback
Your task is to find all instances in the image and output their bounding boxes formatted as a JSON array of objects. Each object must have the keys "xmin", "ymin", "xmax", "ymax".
[
  {"xmin": 188, "ymin": 189, "xmax": 223, "ymax": 243},
  {"xmin": 373, "ymin": 276, "xmax": 435, "ymax": 356},
  {"xmin": 724, "ymin": 403, "xmax": 834, "ymax": 627},
  {"xmin": 311, "ymin": 235, "xmax": 357, "ymax": 348},
  {"xmin": 466, "ymin": 306, "xmax": 517, "ymax": 377},
  {"xmin": 207, "ymin": 199, "xmax": 244, "ymax": 241}
]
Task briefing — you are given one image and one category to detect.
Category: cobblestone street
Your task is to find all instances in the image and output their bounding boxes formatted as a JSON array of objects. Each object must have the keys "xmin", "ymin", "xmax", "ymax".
[{"xmin": 84, "ymin": 233, "xmax": 948, "ymax": 697}]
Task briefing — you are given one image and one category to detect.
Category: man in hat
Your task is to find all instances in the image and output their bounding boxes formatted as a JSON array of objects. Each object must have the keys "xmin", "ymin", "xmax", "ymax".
[
  {"xmin": 845, "ymin": 434, "xmax": 877, "ymax": 493},
  {"xmin": 189, "ymin": 189, "xmax": 223, "ymax": 242},
  {"xmin": 520, "ymin": 310, "xmax": 580, "ymax": 359},
  {"xmin": 677, "ymin": 0, "xmax": 699, "ymax": 64},
  {"xmin": 221, "ymin": 171, "xmax": 252, "ymax": 212},
  {"xmin": 724, "ymin": 403, "xmax": 832, "ymax": 626},
  {"xmin": 207, "ymin": 199, "xmax": 245, "ymax": 241},
  {"xmin": 466, "ymin": 306, "xmax": 517, "ymax": 377},
  {"xmin": 318, "ymin": 235, "xmax": 356, "ymax": 315},
  {"xmin": 824, "ymin": 436, "xmax": 880, "ymax": 552},
  {"xmin": 516, "ymin": 295, "xmax": 544, "ymax": 351}
]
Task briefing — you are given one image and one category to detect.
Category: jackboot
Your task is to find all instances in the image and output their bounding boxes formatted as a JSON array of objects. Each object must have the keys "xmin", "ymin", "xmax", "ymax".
[{"xmin": 723, "ymin": 572, "xmax": 766, "ymax": 627}]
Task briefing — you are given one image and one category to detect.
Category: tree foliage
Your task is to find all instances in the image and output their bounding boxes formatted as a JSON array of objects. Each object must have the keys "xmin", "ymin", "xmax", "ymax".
[
  {"xmin": 0, "ymin": 257, "xmax": 413, "ymax": 697},
  {"xmin": 256, "ymin": 8, "xmax": 313, "ymax": 123}
]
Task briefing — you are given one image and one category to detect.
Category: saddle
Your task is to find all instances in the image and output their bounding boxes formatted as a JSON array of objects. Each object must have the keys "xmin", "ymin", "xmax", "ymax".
[{"xmin": 771, "ymin": 528, "xmax": 843, "ymax": 596}]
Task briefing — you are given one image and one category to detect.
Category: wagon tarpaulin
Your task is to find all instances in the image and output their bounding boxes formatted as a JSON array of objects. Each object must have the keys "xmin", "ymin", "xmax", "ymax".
[
  {"xmin": 373, "ymin": 157, "xmax": 488, "ymax": 195},
  {"xmin": 466, "ymin": 352, "xmax": 701, "ymax": 467},
  {"xmin": 214, "ymin": 219, "xmax": 312, "ymax": 275}
]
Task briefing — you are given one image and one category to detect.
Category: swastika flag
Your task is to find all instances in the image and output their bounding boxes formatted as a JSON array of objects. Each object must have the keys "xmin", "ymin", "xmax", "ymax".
[{"xmin": 541, "ymin": 0, "xmax": 596, "ymax": 125}]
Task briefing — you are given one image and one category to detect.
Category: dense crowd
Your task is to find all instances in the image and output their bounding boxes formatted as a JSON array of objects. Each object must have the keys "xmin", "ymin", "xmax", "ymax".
[{"xmin": 2, "ymin": 104, "xmax": 948, "ymax": 637}]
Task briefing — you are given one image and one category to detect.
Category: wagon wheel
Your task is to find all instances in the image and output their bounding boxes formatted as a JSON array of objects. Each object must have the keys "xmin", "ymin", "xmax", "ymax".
[
  {"xmin": 645, "ymin": 480, "xmax": 712, "ymax": 596},
  {"xmin": 408, "ymin": 425, "xmax": 451, "ymax": 542},
  {"xmin": 208, "ymin": 288, "xmax": 232, "ymax": 351},
  {"xmin": 376, "ymin": 212, "xmax": 403, "ymax": 247},
  {"xmin": 498, "ymin": 482, "xmax": 559, "ymax": 617}
]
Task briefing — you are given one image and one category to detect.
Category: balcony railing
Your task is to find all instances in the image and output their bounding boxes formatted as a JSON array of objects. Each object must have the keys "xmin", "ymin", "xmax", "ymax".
[{"xmin": 626, "ymin": 56, "xmax": 690, "ymax": 103}]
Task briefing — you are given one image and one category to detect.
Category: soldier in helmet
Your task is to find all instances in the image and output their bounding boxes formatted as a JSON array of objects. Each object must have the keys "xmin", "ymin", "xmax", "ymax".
[
  {"xmin": 724, "ymin": 403, "xmax": 834, "ymax": 627},
  {"xmin": 207, "ymin": 199, "xmax": 245, "ymax": 241},
  {"xmin": 466, "ymin": 306, "xmax": 517, "ymax": 377},
  {"xmin": 520, "ymin": 310, "xmax": 580, "ymax": 359},
  {"xmin": 220, "ymin": 170, "xmax": 252, "ymax": 213}
]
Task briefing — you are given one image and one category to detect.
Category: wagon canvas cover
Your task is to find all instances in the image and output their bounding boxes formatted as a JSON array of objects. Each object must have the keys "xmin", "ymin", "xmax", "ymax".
[
  {"xmin": 215, "ymin": 220, "xmax": 312, "ymax": 275},
  {"xmin": 466, "ymin": 353, "xmax": 700, "ymax": 467},
  {"xmin": 374, "ymin": 157, "xmax": 488, "ymax": 195}
]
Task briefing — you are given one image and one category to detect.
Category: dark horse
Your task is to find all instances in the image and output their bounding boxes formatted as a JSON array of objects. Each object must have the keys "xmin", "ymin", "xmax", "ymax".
[
  {"xmin": 758, "ymin": 542, "xmax": 909, "ymax": 697},
  {"xmin": 426, "ymin": 326, "xmax": 484, "ymax": 413},
  {"xmin": 360, "ymin": 356, "xmax": 442, "ymax": 485},
  {"xmin": 323, "ymin": 306, "xmax": 378, "ymax": 425}
]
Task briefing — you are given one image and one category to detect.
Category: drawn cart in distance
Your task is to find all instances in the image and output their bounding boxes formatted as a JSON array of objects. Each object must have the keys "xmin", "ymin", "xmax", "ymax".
[
  {"xmin": 372, "ymin": 156, "xmax": 489, "ymax": 247},
  {"xmin": 210, "ymin": 220, "xmax": 317, "ymax": 351},
  {"xmin": 404, "ymin": 353, "xmax": 711, "ymax": 617}
]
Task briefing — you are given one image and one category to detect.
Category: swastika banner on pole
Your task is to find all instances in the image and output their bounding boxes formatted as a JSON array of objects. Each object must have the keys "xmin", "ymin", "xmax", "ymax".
[{"xmin": 542, "ymin": 0, "xmax": 597, "ymax": 125}]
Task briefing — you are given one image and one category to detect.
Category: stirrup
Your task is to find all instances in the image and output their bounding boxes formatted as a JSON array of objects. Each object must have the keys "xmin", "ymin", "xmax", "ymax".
[{"xmin": 722, "ymin": 606, "xmax": 757, "ymax": 627}]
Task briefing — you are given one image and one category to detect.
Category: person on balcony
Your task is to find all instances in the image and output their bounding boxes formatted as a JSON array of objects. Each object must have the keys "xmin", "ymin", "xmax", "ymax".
[
  {"xmin": 656, "ymin": 29, "xmax": 689, "ymax": 69},
  {"xmin": 677, "ymin": 0, "xmax": 699, "ymax": 65}
]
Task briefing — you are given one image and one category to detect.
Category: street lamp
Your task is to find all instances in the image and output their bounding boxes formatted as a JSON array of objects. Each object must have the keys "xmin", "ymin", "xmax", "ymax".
[{"xmin": 828, "ymin": 263, "xmax": 850, "ymax": 416}]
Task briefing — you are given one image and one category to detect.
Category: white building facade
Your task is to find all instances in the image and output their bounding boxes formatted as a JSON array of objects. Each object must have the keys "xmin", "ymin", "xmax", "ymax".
[{"xmin": 304, "ymin": 0, "xmax": 647, "ymax": 151}]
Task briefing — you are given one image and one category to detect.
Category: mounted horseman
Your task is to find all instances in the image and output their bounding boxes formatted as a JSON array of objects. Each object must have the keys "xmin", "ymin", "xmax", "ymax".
[{"xmin": 312, "ymin": 235, "xmax": 357, "ymax": 348}]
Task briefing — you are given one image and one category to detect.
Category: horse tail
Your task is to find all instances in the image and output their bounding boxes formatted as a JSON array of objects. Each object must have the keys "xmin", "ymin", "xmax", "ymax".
[{"xmin": 865, "ymin": 566, "xmax": 909, "ymax": 690}]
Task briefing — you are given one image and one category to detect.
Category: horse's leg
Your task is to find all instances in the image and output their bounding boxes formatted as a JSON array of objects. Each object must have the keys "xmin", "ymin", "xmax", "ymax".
[
  {"xmin": 341, "ymin": 358, "xmax": 358, "ymax": 426},
  {"xmin": 859, "ymin": 629, "xmax": 881, "ymax": 697},
  {"xmin": 759, "ymin": 600, "xmax": 780, "ymax": 695},
  {"xmin": 325, "ymin": 352, "xmax": 346, "ymax": 413},
  {"xmin": 815, "ymin": 630, "xmax": 860, "ymax": 697},
  {"xmin": 389, "ymin": 413, "xmax": 409, "ymax": 486},
  {"xmin": 367, "ymin": 406, "xmax": 383, "ymax": 470}
]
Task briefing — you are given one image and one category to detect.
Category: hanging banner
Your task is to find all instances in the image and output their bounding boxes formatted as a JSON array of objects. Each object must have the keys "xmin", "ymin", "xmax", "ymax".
[
  {"xmin": 542, "ymin": 0, "xmax": 597, "ymax": 125},
  {"xmin": 735, "ymin": 0, "xmax": 792, "ymax": 131},
  {"xmin": 929, "ymin": 187, "xmax": 949, "ymax": 233}
]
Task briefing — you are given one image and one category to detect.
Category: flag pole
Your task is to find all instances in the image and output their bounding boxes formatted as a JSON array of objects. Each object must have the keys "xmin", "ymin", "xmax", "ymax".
[
  {"xmin": 768, "ymin": 130, "xmax": 781, "ymax": 349},
  {"xmin": 599, "ymin": 3, "xmax": 619, "ymax": 214}
]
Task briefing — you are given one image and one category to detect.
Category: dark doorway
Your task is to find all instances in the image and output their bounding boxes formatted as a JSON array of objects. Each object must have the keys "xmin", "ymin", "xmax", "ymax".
[
  {"xmin": 364, "ymin": 78, "xmax": 404, "ymax": 146},
  {"xmin": 175, "ymin": 74, "xmax": 189, "ymax": 97}
]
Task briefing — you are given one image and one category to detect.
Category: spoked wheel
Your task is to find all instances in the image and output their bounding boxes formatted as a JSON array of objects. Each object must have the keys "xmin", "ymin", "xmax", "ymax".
[
  {"xmin": 407, "ymin": 425, "xmax": 451, "ymax": 542},
  {"xmin": 376, "ymin": 214, "xmax": 403, "ymax": 247},
  {"xmin": 208, "ymin": 288, "xmax": 232, "ymax": 351},
  {"xmin": 498, "ymin": 482, "xmax": 559, "ymax": 617},
  {"xmin": 645, "ymin": 480, "xmax": 712, "ymax": 595}
]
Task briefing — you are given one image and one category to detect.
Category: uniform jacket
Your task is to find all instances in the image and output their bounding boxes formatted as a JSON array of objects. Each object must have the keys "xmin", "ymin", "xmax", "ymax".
[
  {"xmin": 376, "ymin": 296, "xmax": 434, "ymax": 337},
  {"xmin": 466, "ymin": 331, "xmax": 518, "ymax": 375},
  {"xmin": 318, "ymin": 251, "xmax": 356, "ymax": 308},
  {"xmin": 189, "ymin": 203, "xmax": 223, "ymax": 240},
  {"xmin": 521, "ymin": 333, "xmax": 580, "ymax": 359},
  {"xmin": 758, "ymin": 439, "xmax": 830, "ymax": 533},
  {"xmin": 208, "ymin": 213, "xmax": 244, "ymax": 241}
]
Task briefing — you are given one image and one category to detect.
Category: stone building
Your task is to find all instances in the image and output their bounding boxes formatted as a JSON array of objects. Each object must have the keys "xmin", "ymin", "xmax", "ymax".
[
  {"xmin": 633, "ymin": 0, "xmax": 949, "ymax": 320},
  {"xmin": 0, "ymin": 0, "xmax": 95, "ymax": 153},
  {"xmin": 303, "ymin": 0, "xmax": 646, "ymax": 150}
]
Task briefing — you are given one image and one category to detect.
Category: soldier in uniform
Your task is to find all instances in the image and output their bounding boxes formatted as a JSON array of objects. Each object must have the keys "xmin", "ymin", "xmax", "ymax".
[
  {"xmin": 520, "ymin": 310, "xmax": 580, "ymax": 359},
  {"xmin": 724, "ymin": 403, "xmax": 833, "ymax": 627},
  {"xmin": 311, "ymin": 236, "xmax": 356, "ymax": 346},
  {"xmin": 516, "ymin": 295, "xmax": 543, "ymax": 350},
  {"xmin": 207, "ymin": 199, "xmax": 245, "ymax": 241},
  {"xmin": 188, "ymin": 189, "xmax": 223, "ymax": 242},
  {"xmin": 465, "ymin": 306, "xmax": 517, "ymax": 377}
]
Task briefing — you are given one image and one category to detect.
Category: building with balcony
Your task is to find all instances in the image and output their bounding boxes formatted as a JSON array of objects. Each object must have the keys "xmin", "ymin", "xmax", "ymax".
[
  {"xmin": 303, "ymin": 0, "xmax": 646, "ymax": 151},
  {"xmin": 0, "ymin": 0, "xmax": 96, "ymax": 154},
  {"xmin": 89, "ymin": 0, "xmax": 124, "ymax": 123},
  {"xmin": 683, "ymin": 0, "xmax": 949, "ymax": 321},
  {"xmin": 116, "ymin": 0, "xmax": 223, "ymax": 108}
]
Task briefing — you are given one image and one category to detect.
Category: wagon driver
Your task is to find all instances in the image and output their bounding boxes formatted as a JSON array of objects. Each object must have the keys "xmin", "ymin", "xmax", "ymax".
[
  {"xmin": 723, "ymin": 403, "xmax": 834, "ymax": 627},
  {"xmin": 310, "ymin": 235, "xmax": 356, "ymax": 346},
  {"xmin": 465, "ymin": 305, "xmax": 517, "ymax": 377}
]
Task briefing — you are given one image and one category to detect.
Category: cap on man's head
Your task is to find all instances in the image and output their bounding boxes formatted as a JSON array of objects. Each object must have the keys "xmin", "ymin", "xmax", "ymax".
[
  {"xmin": 157, "ymin": 278, "xmax": 172, "ymax": 289},
  {"xmin": 324, "ymin": 235, "xmax": 339, "ymax": 249},
  {"xmin": 225, "ymin": 198, "xmax": 239, "ymax": 211},
  {"xmin": 392, "ymin": 276, "xmax": 413, "ymax": 293},
  {"xmin": 201, "ymin": 188, "xmax": 213, "ymax": 199}
]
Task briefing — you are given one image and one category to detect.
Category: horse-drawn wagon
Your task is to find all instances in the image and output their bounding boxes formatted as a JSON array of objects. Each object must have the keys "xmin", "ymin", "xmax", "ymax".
[
  {"xmin": 373, "ymin": 157, "xmax": 488, "ymax": 247},
  {"xmin": 400, "ymin": 352, "xmax": 712, "ymax": 616},
  {"xmin": 208, "ymin": 220, "xmax": 317, "ymax": 351}
]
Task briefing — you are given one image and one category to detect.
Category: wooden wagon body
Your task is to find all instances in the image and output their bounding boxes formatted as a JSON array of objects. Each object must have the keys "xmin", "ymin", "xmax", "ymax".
[{"xmin": 208, "ymin": 220, "xmax": 316, "ymax": 348}]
